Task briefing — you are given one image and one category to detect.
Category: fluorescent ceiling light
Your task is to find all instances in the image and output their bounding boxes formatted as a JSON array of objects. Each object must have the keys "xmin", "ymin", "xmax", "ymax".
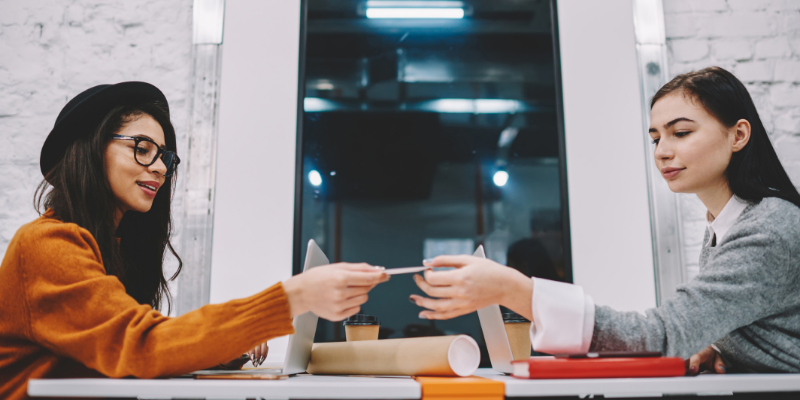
[
  {"xmin": 366, "ymin": 8, "xmax": 464, "ymax": 19},
  {"xmin": 366, "ymin": 1, "xmax": 464, "ymax": 7},
  {"xmin": 303, "ymin": 97, "xmax": 534, "ymax": 114},
  {"xmin": 304, "ymin": 97, "xmax": 338, "ymax": 112},
  {"xmin": 418, "ymin": 99, "xmax": 527, "ymax": 114},
  {"xmin": 312, "ymin": 80, "xmax": 335, "ymax": 90},
  {"xmin": 365, "ymin": 1, "xmax": 465, "ymax": 19}
]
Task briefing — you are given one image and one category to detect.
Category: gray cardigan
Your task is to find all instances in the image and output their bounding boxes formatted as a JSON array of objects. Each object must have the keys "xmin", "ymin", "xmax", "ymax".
[{"xmin": 590, "ymin": 197, "xmax": 800, "ymax": 372}]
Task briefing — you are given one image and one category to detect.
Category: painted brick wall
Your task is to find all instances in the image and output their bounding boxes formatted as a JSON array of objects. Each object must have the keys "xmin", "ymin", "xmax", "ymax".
[
  {"xmin": 663, "ymin": 0, "xmax": 800, "ymax": 279},
  {"xmin": 0, "ymin": 0, "xmax": 193, "ymax": 306}
]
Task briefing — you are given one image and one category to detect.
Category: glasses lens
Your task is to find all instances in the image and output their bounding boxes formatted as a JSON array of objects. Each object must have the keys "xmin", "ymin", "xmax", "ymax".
[
  {"xmin": 135, "ymin": 140, "xmax": 159, "ymax": 166},
  {"xmin": 162, "ymin": 151, "xmax": 179, "ymax": 176}
]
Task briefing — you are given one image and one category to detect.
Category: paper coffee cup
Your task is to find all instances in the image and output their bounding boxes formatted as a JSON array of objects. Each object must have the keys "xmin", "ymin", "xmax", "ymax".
[
  {"xmin": 503, "ymin": 312, "xmax": 532, "ymax": 361},
  {"xmin": 343, "ymin": 314, "xmax": 380, "ymax": 341}
]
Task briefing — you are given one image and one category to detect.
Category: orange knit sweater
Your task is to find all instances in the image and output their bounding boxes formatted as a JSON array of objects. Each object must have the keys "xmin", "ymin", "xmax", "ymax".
[{"xmin": 0, "ymin": 212, "xmax": 295, "ymax": 399}]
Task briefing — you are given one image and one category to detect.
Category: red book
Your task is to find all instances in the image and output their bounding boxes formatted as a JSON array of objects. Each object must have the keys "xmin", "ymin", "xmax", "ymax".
[{"xmin": 511, "ymin": 357, "xmax": 686, "ymax": 379}]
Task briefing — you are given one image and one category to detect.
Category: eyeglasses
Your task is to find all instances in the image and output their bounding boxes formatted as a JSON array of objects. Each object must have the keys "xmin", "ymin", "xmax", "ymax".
[{"xmin": 112, "ymin": 134, "xmax": 180, "ymax": 177}]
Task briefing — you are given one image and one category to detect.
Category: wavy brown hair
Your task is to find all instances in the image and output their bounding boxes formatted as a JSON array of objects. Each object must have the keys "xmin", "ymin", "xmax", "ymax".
[{"xmin": 35, "ymin": 100, "xmax": 182, "ymax": 313}]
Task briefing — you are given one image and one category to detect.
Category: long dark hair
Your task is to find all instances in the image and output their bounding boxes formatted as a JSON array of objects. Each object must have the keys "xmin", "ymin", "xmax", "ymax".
[
  {"xmin": 651, "ymin": 66, "xmax": 800, "ymax": 209},
  {"xmin": 35, "ymin": 101, "xmax": 182, "ymax": 313}
]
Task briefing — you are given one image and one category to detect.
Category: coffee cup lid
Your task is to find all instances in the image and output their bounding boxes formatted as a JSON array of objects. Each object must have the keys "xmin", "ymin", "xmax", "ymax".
[
  {"xmin": 343, "ymin": 313, "xmax": 379, "ymax": 326},
  {"xmin": 502, "ymin": 312, "xmax": 530, "ymax": 323}
]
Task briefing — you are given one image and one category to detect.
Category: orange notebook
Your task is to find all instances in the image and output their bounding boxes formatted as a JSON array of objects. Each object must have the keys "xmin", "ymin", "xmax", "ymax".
[
  {"xmin": 511, "ymin": 357, "xmax": 686, "ymax": 379},
  {"xmin": 415, "ymin": 377, "xmax": 504, "ymax": 400}
]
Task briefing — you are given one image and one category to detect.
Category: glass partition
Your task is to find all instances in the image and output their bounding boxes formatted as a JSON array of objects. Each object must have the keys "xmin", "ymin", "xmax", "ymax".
[{"xmin": 295, "ymin": 0, "xmax": 569, "ymax": 363}]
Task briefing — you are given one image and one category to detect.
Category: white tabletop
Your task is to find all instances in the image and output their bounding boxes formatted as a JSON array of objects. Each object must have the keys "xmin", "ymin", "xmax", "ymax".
[
  {"xmin": 28, "ymin": 374, "xmax": 421, "ymax": 399},
  {"xmin": 477, "ymin": 370, "xmax": 800, "ymax": 397},
  {"xmin": 28, "ymin": 369, "xmax": 800, "ymax": 399}
]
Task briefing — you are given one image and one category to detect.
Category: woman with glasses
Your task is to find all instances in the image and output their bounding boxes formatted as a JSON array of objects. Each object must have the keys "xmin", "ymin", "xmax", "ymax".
[{"xmin": 0, "ymin": 82, "xmax": 387, "ymax": 400}]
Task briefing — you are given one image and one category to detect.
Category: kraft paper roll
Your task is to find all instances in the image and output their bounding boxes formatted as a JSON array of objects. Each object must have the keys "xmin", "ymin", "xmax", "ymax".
[{"xmin": 306, "ymin": 335, "xmax": 480, "ymax": 377}]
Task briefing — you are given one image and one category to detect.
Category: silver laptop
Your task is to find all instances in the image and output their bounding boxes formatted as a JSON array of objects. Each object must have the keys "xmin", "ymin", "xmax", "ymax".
[
  {"xmin": 193, "ymin": 239, "xmax": 326, "ymax": 376},
  {"xmin": 474, "ymin": 245, "xmax": 517, "ymax": 374},
  {"xmin": 280, "ymin": 239, "xmax": 328, "ymax": 374}
]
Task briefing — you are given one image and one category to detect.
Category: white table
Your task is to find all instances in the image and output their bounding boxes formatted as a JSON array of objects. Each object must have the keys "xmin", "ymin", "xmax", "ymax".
[
  {"xmin": 477, "ymin": 370, "xmax": 800, "ymax": 398},
  {"xmin": 28, "ymin": 369, "xmax": 800, "ymax": 399},
  {"xmin": 28, "ymin": 374, "xmax": 420, "ymax": 399}
]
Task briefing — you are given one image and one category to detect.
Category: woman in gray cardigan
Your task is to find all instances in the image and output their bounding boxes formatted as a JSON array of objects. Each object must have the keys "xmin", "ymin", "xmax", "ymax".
[{"xmin": 410, "ymin": 66, "xmax": 800, "ymax": 374}]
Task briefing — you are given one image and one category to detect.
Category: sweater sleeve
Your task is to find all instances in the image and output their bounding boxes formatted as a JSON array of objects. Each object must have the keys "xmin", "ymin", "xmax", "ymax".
[
  {"xmin": 19, "ymin": 222, "xmax": 294, "ymax": 378},
  {"xmin": 590, "ymin": 224, "xmax": 799, "ymax": 358}
]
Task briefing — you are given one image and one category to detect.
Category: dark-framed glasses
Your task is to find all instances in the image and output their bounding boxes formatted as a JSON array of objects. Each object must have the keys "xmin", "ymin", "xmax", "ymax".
[{"xmin": 112, "ymin": 134, "xmax": 181, "ymax": 177}]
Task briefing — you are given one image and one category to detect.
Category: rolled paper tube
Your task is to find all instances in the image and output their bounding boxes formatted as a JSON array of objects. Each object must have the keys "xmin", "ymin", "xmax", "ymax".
[{"xmin": 306, "ymin": 335, "xmax": 480, "ymax": 377}]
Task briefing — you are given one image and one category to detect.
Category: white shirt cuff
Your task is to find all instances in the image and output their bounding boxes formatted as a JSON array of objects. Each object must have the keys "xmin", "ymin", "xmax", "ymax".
[
  {"xmin": 582, "ymin": 294, "xmax": 595, "ymax": 352},
  {"xmin": 529, "ymin": 277, "xmax": 596, "ymax": 354}
]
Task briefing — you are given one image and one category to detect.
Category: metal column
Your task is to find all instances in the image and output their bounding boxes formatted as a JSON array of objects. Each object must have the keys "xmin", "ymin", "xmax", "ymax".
[
  {"xmin": 632, "ymin": 0, "xmax": 686, "ymax": 305},
  {"xmin": 176, "ymin": 0, "xmax": 225, "ymax": 315}
]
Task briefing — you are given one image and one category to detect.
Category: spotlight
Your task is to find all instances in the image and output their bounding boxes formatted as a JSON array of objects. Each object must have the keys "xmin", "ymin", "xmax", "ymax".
[
  {"xmin": 309, "ymin": 170, "xmax": 322, "ymax": 187},
  {"xmin": 493, "ymin": 170, "xmax": 508, "ymax": 187}
]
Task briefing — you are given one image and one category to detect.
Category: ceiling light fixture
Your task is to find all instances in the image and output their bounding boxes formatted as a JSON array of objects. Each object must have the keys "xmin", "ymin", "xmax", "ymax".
[
  {"xmin": 417, "ymin": 99, "xmax": 528, "ymax": 114},
  {"xmin": 365, "ymin": 1, "xmax": 465, "ymax": 19},
  {"xmin": 493, "ymin": 170, "xmax": 509, "ymax": 187},
  {"xmin": 304, "ymin": 97, "xmax": 338, "ymax": 112},
  {"xmin": 303, "ymin": 97, "xmax": 537, "ymax": 114},
  {"xmin": 308, "ymin": 170, "xmax": 323, "ymax": 187}
]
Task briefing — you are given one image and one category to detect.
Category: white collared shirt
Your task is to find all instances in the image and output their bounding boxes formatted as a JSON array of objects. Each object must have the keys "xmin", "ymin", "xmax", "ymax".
[
  {"xmin": 529, "ymin": 195, "xmax": 749, "ymax": 354},
  {"xmin": 705, "ymin": 196, "xmax": 750, "ymax": 247}
]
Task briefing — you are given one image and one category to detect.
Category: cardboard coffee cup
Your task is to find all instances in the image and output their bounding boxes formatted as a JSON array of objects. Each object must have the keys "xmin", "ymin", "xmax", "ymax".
[
  {"xmin": 343, "ymin": 314, "xmax": 380, "ymax": 341},
  {"xmin": 503, "ymin": 312, "xmax": 532, "ymax": 361}
]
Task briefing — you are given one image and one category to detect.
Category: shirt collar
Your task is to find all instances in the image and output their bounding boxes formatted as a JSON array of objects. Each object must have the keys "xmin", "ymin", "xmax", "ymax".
[{"xmin": 705, "ymin": 195, "xmax": 749, "ymax": 247}]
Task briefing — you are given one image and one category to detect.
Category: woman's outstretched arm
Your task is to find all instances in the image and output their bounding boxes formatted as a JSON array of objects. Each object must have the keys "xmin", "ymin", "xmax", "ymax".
[
  {"xmin": 18, "ymin": 221, "xmax": 385, "ymax": 378},
  {"xmin": 412, "ymin": 216, "xmax": 800, "ymax": 364}
]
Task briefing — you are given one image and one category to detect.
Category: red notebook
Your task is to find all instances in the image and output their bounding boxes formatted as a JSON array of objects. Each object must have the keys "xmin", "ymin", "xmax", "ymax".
[{"xmin": 511, "ymin": 357, "xmax": 686, "ymax": 379}]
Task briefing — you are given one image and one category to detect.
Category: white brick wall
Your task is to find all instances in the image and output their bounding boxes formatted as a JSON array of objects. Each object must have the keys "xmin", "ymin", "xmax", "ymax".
[
  {"xmin": 0, "ymin": 0, "xmax": 193, "ymax": 301},
  {"xmin": 664, "ymin": 0, "xmax": 800, "ymax": 279}
]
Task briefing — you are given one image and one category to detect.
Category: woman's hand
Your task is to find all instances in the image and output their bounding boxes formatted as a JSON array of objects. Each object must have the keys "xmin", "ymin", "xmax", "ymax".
[
  {"xmin": 283, "ymin": 263, "xmax": 388, "ymax": 321},
  {"xmin": 409, "ymin": 255, "xmax": 533, "ymax": 321},
  {"xmin": 248, "ymin": 342, "xmax": 269, "ymax": 367},
  {"xmin": 687, "ymin": 346, "xmax": 726, "ymax": 375}
]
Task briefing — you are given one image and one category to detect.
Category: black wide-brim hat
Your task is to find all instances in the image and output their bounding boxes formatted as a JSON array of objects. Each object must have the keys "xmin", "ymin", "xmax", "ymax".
[{"xmin": 40, "ymin": 81, "xmax": 168, "ymax": 177}]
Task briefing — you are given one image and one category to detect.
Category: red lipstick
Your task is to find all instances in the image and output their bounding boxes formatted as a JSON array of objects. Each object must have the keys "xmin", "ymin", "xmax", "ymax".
[{"xmin": 136, "ymin": 181, "xmax": 160, "ymax": 198}]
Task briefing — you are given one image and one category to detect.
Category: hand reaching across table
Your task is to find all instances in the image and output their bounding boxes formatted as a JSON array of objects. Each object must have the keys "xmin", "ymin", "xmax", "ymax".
[
  {"xmin": 283, "ymin": 263, "xmax": 389, "ymax": 322},
  {"xmin": 409, "ymin": 255, "xmax": 532, "ymax": 321}
]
